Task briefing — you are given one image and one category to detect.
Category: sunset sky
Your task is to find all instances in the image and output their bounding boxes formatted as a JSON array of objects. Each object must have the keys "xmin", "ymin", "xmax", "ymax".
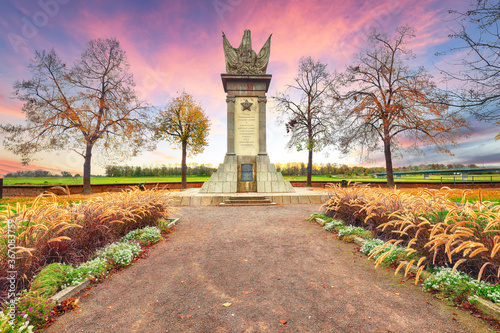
[{"xmin": 0, "ymin": 0, "xmax": 498, "ymax": 176}]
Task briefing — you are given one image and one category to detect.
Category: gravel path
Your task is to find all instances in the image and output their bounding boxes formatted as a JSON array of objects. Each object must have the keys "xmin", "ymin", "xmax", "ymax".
[{"xmin": 45, "ymin": 205, "xmax": 490, "ymax": 332}]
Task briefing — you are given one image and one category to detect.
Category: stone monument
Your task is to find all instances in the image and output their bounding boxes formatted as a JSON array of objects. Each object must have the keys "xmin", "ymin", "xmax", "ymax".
[{"xmin": 200, "ymin": 30, "xmax": 294, "ymax": 193}]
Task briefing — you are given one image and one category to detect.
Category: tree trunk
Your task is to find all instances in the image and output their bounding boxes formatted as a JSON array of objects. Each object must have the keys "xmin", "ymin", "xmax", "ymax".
[
  {"xmin": 384, "ymin": 138, "xmax": 395, "ymax": 188},
  {"xmin": 82, "ymin": 144, "xmax": 93, "ymax": 194},
  {"xmin": 307, "ymin": 149, "xmax": 313, "ymax": 187},
  {"xmin": 181, "ymin": 139, "xmax": 187, "ymax": 189}
]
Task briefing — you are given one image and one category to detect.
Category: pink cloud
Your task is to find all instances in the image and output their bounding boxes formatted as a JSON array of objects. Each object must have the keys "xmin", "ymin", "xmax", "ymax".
[{"xmin": 1, "ymin": 0, "xmax": 490, "ymax": 172}]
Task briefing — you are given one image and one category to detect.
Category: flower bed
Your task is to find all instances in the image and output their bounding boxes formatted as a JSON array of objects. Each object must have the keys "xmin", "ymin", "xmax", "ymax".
[
  {"xmin": 323, "ymin": 184, "xmax": 500, "ymax": 283},
  {"xmin": 0, "ymin": 188, "xmax": 172, "ymax": 305},
  {"xmin": 0, "ymin": 224, "xmax": 168, "ymax": 332}
]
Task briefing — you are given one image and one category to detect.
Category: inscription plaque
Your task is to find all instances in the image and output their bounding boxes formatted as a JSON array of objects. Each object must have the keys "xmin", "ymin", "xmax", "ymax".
[
  {"xmin": 241, "ymin": 164, "xmax": 253, "ymax": 181},
  {"xmin": 234, "ymin": 97, "xmax": 259, "ymax": 156}
]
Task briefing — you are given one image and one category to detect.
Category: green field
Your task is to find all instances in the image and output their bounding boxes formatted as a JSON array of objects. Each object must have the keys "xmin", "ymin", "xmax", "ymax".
[
  {"xmin": 2, "ymin": 173, "xmax": 500, "ymax": 185},
  {"xmin": 2, "ymin": 176, "xmax": 210, "ymax": 185}
]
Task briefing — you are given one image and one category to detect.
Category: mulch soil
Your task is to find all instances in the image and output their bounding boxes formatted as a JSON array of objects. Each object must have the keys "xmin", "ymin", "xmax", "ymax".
[{"xmin": 43, "ymin": 204, "xmax": 492, "ymax": 332}]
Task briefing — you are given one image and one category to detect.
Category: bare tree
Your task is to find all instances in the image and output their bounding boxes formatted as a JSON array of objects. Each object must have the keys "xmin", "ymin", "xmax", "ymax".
[
  {"xmin": 338, "ymin": 26, "xmax": 469, "ymax": 187},
  {"xmin": 155, "ymin": 92, "xmax": 211, "ymax": 189},
  {"xmin": 273, "ymin": 57, "xmax": 339, "ymax": 186},
  {"xmin": 1, "ymin": 38, "xmax": 155, "ymax": 194},
  {"xmin": 439, "ymin": 0, "xmax": 500, "ymax": 125}
]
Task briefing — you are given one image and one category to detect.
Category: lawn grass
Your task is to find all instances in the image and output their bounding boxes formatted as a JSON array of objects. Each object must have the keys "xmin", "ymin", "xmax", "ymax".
[
  {"xmin": 3, "ymin": 175, "xmax": 353, "ymax": 185},
  {"xmin": 2, "ymin": 176, "xmax": 211, "ymax": 185},
  {"xmin": 286, "ymin": 174, "xmax": 500, "ymax": 182},
  {"xmin": 2, "ymin": 174, "xmax": 500, "ymax": 185}
]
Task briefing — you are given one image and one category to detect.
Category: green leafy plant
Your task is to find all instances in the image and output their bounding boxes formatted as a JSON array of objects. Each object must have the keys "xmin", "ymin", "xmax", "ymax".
[
  {"xmin": 121, "ymin": 226, "xmax": 162, "ymax": 244},
  {"xmin": 308, "ymin": 212, "xmax": 333, "ymax": 223},
  {"xmin": 337, "ymin": 225, "xmax": 372, "ymax": 240},
  {"xmin": 362, "ymin": 240, "xmax": 406, "ymax": 267},
  {"xmin": 95, "ymin": 241, "xmax": 142, "ymax": 267},
  {"xmin": 14, "ymin": 291, "xmax": 53, "ymax": 329},
  {"xmin": 360, "ymin": 239, "xmax": 385, "ymax": 255},
  {"xmin": 76, "ymin": 257, "xmax": 109, "ymax": 279},
  {"xmin": 0, "ymin": 309, "xmax": 34, "ymax": 333},
  {"xmin": 323, "ymin": 219, "xmax": 345, "ymax": 232},
  {"xmin": 28, "ymin": 263, "xmax": 74, "ymax": 299},
  {"xmin": 423, "ymin": 267, "xmax": 500, "ymax": 304}
]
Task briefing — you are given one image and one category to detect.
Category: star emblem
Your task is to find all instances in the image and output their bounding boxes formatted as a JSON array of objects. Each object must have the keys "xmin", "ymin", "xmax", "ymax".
[{"xmin": 241, "ymin": 99, "xmax": 253, "ymax": 111}]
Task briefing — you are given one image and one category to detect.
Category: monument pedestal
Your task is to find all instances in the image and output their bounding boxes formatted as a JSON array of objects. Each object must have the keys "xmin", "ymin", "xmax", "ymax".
[
  {"xmin": 200, "ymin": 74, "xmax": 294, "ymax": 193},
  {"xmin": 200, "ymin": 154, "xmax": 294, "ymax": 193}
]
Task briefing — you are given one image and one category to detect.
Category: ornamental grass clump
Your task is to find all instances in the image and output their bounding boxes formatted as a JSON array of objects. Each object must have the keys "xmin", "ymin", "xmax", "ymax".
[
  {"xmin": 28, "ymin": 263, "xmax": 74, "ymax": 299},
  {"xmin": 390, "ymin": 191, "xmax": 500, "ymax": 284},
  {"xmin": 0, "ymin": 188, "xmax": 172, "ymax": 303},
  {"xmin": 323, "ymin": 184, "xmax": 451, "ymax": 237},
  {"xmin": 366, "ymin": 240, "xmax": 407, "ymax": 267},
  {"xmin": 323, "ymin": 184, "xmax": 500, "ymax": 284}
]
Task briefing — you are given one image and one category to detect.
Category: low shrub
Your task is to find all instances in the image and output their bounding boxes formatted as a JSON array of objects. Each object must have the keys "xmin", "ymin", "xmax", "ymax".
[
  {"xmin": 95, "ymin": 241, "xmax": 142, "ymax": 267},
  {"xmin": 337, "ymin": 225, "xmax": 372, "ymax": 241},
  {"xmin": 323, "ymin": 219, "xmax": 345, "ymax": 232},
  {"xmin": 308, "ymin": 212, "xmax": 333, "ymax": 223},
  {"xmin": 423, "ymin": 267, "xmax": 500, "ymax": 304},
  {"xmin": 75, "ymin": 257, "xmax": 109, "ymax": 280},
  {"xmin": 121, "ymin": 226, "xmax": 162, "ymax": 244},
  {"xmin": 14, "ymin": 292, "xmax": 53, "ymax": 329},
  {"xmin": 0, "ymin": 310, "xmax": 34, "ymax": 333},
  {"xmin": 360, "ymin": 239, "xmax": 385, "ymax": 255}
]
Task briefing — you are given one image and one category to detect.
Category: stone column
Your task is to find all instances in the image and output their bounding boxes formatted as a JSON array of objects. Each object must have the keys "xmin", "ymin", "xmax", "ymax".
[
  {"xmin": 226, "ymin": 95, "xmax": 235, "ymax": 155},
  {"xmin": 258, "ymin": 96, "xmax": 267, "ymax": 155}
]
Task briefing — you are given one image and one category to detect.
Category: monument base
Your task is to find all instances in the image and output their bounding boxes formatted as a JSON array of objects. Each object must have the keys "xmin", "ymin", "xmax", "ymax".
[{"xmin": 200, "ymin": 154, "xmax": 294, "ymax": 193}]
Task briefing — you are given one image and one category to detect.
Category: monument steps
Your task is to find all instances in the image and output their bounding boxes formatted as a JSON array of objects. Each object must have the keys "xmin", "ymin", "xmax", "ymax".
[{"xmin": 220, "ymin": 196, "xmax": 276, "ymax": 206}]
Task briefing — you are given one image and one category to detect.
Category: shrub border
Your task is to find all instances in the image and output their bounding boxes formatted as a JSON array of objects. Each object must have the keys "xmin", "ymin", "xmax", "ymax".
[{"xmin": 50, "ymin": 217, "xmax": 180, "ymax": 304}]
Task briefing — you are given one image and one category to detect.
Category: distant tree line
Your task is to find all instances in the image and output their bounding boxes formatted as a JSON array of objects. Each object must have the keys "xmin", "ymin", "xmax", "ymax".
[
  {"xmin": 5, "ymin": 170, "xmax": 80, "ymax": 178},
  {"xmin": 276, "ymin": 162, "xmax": 485, "ymax": 176},
  {"xmin": 104, "ymin": 164, "xmax": 217, "ymax": 177},
  {"xmin": 393, "ymin": 163, "xmax": 479, "ymax": 172},
  {"xmin": 3, "ymin": 163, "xmax": 489, "ymax": 179},
  {"xmin": 275, "ymin": 163, "xmax": 384, "ymax": 176}
]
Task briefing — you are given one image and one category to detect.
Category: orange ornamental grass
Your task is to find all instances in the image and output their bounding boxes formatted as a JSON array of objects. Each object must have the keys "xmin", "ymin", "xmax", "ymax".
[
  {"xmin": 399, "ymin": 188, "xmax": 500, "ymax": 203},
  {"xmin": 324, "ymin": 184, "xmax": 500, "ymax": 283},
  {"xmin": 0, "ymin": 188, "xmax": 172, "ymax": 303}
]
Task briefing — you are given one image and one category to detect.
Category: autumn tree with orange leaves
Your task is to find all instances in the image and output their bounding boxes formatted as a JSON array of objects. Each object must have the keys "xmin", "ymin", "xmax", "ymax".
[
  {"xmin": 155, "ymin": 92, "xmax": 211, "ymax": 189},
  {"xmin": 1, "ymin": 38, "xmax": 155, "ymax": 194},
  {"xmin": 338, "ymin": 26, "xmax": 470, "ymax": 187}
]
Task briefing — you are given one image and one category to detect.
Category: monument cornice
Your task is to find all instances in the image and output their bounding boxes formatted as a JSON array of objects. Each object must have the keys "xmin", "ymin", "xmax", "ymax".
[{"xmin": 221, "ymin": 74, "xmax": 272, "ymax": 93}]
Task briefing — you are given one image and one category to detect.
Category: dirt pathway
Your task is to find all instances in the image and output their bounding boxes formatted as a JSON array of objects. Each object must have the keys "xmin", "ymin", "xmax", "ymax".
[{"xmin": 45, "ymin": 205, "xmax": 490, "ymax": 332}]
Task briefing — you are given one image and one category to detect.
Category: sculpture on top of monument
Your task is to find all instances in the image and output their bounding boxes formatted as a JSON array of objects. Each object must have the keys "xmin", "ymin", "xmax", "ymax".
[{"xmin": 222, "ymin": 29, "xmax": 272, "ymax": 75}]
